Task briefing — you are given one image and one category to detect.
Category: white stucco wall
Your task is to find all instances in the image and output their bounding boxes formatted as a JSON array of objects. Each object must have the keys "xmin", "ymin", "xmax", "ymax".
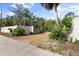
[
  {"xmin": 19, "ymin": 26, "xmax": 34, "ymax": 33},
  {"xmin": 70, "ymin": 17, "xmax": 79, "ymax": 42},
  {"xmin": 1, "ymin": 25, "xmax": 17, "ymax": 33},
  {"xmin": 1, "ymin": 25, "xmax": 34, "ymax": 33}
]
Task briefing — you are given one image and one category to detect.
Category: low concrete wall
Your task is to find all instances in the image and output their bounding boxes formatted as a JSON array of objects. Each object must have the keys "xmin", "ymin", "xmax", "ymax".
[
  {"xmin": 19, "ymin": 26, "xmax": 34, "ymax": 33},
  {"xmin": 1, "ymin": 25, "xmax": 34, "ymax": 33},
  {"xmin": 1, "ymin": 25, "xmax": 17, "ymax": 33}
]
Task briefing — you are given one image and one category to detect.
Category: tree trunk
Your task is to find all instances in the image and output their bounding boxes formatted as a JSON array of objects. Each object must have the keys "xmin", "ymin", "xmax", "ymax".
[{"xmin": 53, "ymin": 3, "xmax": 59, "ymax": 24}]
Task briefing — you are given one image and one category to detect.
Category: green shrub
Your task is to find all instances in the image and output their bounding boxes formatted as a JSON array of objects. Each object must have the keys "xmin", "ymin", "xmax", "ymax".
[
  {"xmin": 47, "ymin": 20, "xmax": 56, "ymax": 32},
  {"xmin": 49, "ymin": 12, "xmax": 74, "ymax": 43},
  {"xmin": 74, "ymin": 40, "xmax": 79, "ymax": 45},
  {"xmin": 49, "ymin": 25, "xmax": 67, "ymax": 43},
  {"xmin": 33, "ymin": 18, "xmax": 47, "ymax": 34},
  {"xmin": 11, "ymin": 27, "xmax": 26, "ymax": 36}
]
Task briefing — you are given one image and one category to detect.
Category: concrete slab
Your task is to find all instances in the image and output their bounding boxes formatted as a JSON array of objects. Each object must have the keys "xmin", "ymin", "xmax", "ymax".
[{"xmin": 0, "ymin": 35, "xmax": 61, "ymax": 56}]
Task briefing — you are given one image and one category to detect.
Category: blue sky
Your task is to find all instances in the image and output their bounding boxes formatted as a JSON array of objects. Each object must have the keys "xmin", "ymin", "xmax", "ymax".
[{"xmin": 0, "ymin": 3, "xmax": 79, "ymax": 19}]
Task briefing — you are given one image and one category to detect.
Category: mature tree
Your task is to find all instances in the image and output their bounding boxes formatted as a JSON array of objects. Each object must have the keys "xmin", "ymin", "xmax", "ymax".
[
  {"xmin": 10, "ymin": 4, "xmax": 31, "ymax": 26},
  {"xmin": 41, "ymin": 3, "xmax": 59, "ymax": 24},
  {"xmin": 10, "ymin": 4, "xmax": 23, "ymax": 25},
  {"xmin": 22, "ymin": 10, "xmax": 33, "ymax": 26}
]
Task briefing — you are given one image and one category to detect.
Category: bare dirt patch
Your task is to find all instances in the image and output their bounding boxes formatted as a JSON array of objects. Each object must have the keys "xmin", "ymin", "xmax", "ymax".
[
  {"xmin": 0, "ymin": 32, "xmax": 11, "ymax": 37},
  {"xmin": 12, "ymin": 32, "xmax": 50, "ymax": 46}
]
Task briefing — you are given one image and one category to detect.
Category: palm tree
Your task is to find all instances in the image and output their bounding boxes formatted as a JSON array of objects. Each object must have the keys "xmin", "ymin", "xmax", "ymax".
[{"xmin": 41, "ymin": 3, "xmax": 59, "ymax": 24}]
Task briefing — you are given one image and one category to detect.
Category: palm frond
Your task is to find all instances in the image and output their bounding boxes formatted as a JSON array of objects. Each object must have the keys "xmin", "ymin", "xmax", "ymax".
[{"xmin": 41, "ymin": 3, "xmax": 59, "ymax": 10}]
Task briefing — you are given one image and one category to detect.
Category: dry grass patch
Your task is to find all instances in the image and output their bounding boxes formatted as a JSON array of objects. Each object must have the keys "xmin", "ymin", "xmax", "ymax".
[{"xmin": 12, "ymin": 32, "xmax": 50, "ymax": 46}]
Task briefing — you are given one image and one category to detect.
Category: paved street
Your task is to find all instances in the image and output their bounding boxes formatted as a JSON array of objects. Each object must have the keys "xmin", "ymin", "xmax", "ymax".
[{"xmin": 0, "ymin": 35, "xmax": 61, "ymax": 56}]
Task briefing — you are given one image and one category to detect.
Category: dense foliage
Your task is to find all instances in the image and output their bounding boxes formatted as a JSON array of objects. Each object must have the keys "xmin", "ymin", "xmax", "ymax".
[
  {"xmin": 0, "ymin": 4, "xmax": 75, "ymax": 43},
  {"xmin": 74, "ymin": 40, "xmax": 79, "ymax": 45},
  {"xmin": 49, "ymin": 24, "xmax": 68, "ymax": 43},
  {"xmin": 0, "ymin": 4, "xmax": 56, "ymax": 34},
  {"xmin": 46, "ymin": 20, "xmax": 56, "ymax": 32},
  {"xmin": 49, "ymin": 12, "xmax": 74, "ymax": 42},
  {"xmin": 11, "ymin": 27, "xmax": 26, "ymax": 36},
  {"xmin": 33, "ymin": 17, "xmax": 47, "ymax": 34}
]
